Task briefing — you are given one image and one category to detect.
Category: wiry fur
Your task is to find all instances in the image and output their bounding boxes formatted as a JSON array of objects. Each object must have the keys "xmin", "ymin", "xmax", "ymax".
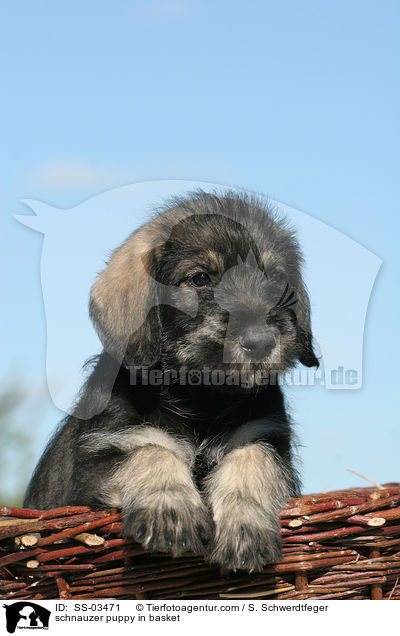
[
  {"xmin": 24, "ymin": 191, "xmax": 319, "ymax": 571},
  {"xmin": 204, "ymin": 443, "xmax": 295, "ymax": 570}
]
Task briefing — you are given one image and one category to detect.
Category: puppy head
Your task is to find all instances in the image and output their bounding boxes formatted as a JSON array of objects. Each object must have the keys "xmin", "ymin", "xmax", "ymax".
[{"xmin": 89, "ymin": 191, "xmax": 319, "ymax": 378}]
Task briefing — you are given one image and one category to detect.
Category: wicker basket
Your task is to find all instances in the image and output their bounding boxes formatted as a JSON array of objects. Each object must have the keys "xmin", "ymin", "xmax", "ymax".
[{"xmin": 1, "ymin": 484, "xmax": 400, "ymax": 600}]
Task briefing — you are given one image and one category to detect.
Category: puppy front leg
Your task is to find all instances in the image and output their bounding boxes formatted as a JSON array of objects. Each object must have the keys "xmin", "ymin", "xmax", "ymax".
[
  {"xmin": 204, "ymin": 443, "xmax": 293, "ymax": 571},
  {"xmin": 87, "ymin": 427, "xmax": 212, "ymax": 556},
  {"xmin": 117, "ymin": 446, "xmax": 212, "ymax": 555}
]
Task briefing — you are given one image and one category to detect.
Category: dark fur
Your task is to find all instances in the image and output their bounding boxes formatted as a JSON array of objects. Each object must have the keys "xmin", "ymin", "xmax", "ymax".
[{"xmin": 25, "ymin": 191, "xmax": 318, "ymax": 571}]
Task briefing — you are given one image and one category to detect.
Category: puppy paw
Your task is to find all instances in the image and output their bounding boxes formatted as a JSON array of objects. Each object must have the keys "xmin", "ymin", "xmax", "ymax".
[
  {"xmin": 122, "ymin": 494, "xmax": 213, "ymax": 557},
  {"xmin": 209, "ymin": 527, "xmax": 281, "ymax": 572},
  {"xmin": 207, "ymin": 502, "xmax": 282, "ymax": 572}
]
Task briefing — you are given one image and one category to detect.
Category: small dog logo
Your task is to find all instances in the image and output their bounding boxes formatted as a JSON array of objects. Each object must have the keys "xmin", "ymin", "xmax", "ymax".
[{"xmin": 3, "ymin": 602, "xmax": 50, "ymax": 634}]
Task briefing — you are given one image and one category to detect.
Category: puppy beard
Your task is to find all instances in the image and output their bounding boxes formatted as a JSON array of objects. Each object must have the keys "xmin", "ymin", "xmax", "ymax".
[
  {"xmin": 161, "ymin": 318, "xmax": 298, "ymax": 391},
  {"xmin": 161, "ymin": 314, "xmax": 227, "ymax": 369}
]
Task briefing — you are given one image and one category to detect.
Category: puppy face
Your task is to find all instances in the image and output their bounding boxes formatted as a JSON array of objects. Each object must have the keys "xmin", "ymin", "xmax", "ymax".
[{"xmin": 90, "ymin": 192, "xmax": 318, "ymax": 382}]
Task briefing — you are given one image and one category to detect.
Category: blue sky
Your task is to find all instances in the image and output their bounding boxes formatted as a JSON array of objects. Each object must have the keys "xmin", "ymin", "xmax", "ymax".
[{"xmin": 1, "ymin": 0, "xmax": 399, "ymax": 500}]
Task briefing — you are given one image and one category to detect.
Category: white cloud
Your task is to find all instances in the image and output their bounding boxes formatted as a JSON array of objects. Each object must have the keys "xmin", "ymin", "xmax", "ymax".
[
  {"xmin": 130, "ymin": 0, "xmax": 192, "ymax": 24},
  {"xmin": 28, "ymin": 159, "xmax": 134, "ymax": 189},
  {"xmin": 26, "ymin": 158, "xmax": 239, "ymax": 192}
]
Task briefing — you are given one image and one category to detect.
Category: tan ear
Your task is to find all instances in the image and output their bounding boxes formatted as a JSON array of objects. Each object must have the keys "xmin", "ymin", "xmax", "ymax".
[
  {"xmin": 89, "ymin": 224, "xmax": 162, "ymax": 366},
  {"xmin": 90, "ymin": 202, "xmax": 203, "ymax": 366}
]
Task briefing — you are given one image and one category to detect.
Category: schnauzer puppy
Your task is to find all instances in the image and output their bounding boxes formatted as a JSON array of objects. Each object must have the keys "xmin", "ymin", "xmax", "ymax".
[{"xmin": 24, "ymin": 191, "xmax": 319, "ymax": 571}]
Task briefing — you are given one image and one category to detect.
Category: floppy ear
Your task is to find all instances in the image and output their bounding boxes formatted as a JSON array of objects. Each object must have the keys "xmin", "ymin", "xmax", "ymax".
[
  {"xmin": 294, "ymin": 277, "xmax": 320, "ymax": 368},
  {"xmin": 89, "ymin": 226, "xmax": 161, "ymax": 367}
]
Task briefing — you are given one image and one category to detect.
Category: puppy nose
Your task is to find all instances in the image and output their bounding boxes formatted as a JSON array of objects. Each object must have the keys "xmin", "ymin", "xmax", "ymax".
[{"xmin": 240, "ymin": 329, "xmax": 276, "ymax": 359}]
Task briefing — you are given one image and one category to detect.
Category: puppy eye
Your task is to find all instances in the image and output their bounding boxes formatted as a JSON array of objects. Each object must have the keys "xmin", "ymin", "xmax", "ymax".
[{"xmin": 190, "ymin": 272, "xmax": 211, "ymax": 287}]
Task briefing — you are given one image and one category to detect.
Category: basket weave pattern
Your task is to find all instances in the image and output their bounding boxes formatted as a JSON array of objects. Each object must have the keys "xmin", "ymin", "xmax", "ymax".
[{"xmin": 1, "ymin": 484, "xmax": 400, "ymax": 600}]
